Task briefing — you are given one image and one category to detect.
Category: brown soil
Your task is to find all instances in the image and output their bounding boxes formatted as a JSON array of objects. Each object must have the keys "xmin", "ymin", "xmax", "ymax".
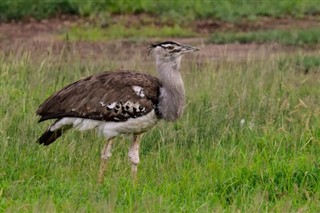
[{"xmin": 0, "ymin": 15, "xmax": 318, "ymax": 60}]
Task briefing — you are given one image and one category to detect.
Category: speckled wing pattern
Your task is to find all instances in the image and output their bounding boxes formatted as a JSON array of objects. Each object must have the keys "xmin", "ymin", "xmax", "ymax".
[{"xmin": 36, "ymin": 71, "xmax": 162, "ymax": 122}]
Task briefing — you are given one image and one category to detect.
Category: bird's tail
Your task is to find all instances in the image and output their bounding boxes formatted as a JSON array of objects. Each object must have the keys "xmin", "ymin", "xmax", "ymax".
[
  {"xmin": 37, "ymin": 120, "xmax": 71, "ymax": 145},
  {"xmin": 37, "ymin": 128, "xmax": 64, "ymax": 145}
]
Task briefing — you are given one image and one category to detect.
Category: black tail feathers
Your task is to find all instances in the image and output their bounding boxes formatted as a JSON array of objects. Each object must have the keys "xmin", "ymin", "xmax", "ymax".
[{"xmin": 37, "ymin": 128, "xmax": 63, "ymax": 146}]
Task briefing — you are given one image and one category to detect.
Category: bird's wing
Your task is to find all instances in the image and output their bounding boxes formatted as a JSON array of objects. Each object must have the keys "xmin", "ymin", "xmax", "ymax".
[{"xmin": 36, "ymin": 71, "xmax": 162, "ymax": 122}]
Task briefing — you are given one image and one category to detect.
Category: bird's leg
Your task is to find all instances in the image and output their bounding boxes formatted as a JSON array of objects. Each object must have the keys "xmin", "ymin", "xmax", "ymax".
[
  {"xmin": 128, "ymin": 134, "xmax": 142, "ymax": 180},
  {"xmin": 98, "ymin": 139, "xmax": 113, "ymax": 183}
]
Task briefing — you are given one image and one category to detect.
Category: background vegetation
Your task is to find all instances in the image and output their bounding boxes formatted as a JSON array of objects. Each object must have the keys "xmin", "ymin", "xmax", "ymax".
[
  {"xmin": 1, "ymin": 0, "xmax": 320, "ymax": 45},
  {"xmin": 209, "ymin": 28, "xmax": 320, "ymax": 46},
  {"xmin": 1, "ymin": 0, "xmax": 320, "ymax": 22}
]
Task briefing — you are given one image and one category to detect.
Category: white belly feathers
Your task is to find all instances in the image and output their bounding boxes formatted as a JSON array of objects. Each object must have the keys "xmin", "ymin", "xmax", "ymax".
[{"xmin": 50, "ymin": 109, "xmax": 158, "ymax": 139}]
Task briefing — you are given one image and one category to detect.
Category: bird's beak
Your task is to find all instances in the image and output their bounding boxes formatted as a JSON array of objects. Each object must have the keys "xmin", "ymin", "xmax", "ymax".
[{"xmin": 180, "ymin": 45, "xmax": 199, "ymax": 54}]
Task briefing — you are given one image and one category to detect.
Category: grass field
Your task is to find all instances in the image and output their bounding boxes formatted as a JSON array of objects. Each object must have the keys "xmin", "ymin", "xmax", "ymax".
[
  {"xmin": 61, "ymin": 26, "xmax": 320, "ymax": 46},
  {"xmin": 63, "ymin": 24, "xmax": 196, "ymax": 41},
  {"xmin": 1, "ymin": 45, "xmax": 320, "ymax": 211},
  {"xmin": 1, "ymin": 0, "xmax": 320, "ymax": 22},
  {"xmin": 209, "ymin": 28, "xmax": 320, "ymax": 46}
]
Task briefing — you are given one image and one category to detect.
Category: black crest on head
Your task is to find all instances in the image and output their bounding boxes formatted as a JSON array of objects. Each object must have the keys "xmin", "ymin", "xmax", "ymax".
[
  {"xmin": 148, "ymin": 41, "xmax": 181, "ymax": 55},
  {"xmin": 150, "ymin": 41, "xmax": 180, "ymax": 49}
]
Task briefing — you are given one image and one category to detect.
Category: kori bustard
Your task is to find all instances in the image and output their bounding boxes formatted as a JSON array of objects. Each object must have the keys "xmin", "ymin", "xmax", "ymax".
[{"xmin": 36, "ymin": 41, "xmax": 199, "ymax": 182}]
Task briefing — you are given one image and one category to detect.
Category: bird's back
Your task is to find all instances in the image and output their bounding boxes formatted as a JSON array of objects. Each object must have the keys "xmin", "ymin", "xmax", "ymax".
[{"xmin": 37, "ymin": 71, "xmax": 162, "ymax": 123}]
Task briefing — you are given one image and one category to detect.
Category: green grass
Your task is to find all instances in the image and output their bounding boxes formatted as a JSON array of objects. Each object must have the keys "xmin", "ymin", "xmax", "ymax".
[
  {"xmin": 63, "ymin": 24, "xmax": 196, "ymax": 41},
  {"xmin": 279, "ymin": 54, "xmax": 320, "ymax": 74},
  {"xmin": 1, "ymin": 0, "xmax": 320, "ymax": 22},
  {"xmin": 1, "ymin": 48, "xmax": 320, "ymax": 212},
  {"xmin": 209, "ymin": 28, "xmax": 320, "ymax": 46}
]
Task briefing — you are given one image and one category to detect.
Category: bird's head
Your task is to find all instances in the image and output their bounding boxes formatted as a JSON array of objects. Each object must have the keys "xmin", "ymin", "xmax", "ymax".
[{"xmin": 148, "ymin": 41, "xmax": 199, "ymax": 62}]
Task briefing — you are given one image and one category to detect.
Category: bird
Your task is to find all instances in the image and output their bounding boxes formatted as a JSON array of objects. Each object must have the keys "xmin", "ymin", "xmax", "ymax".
[{"xmin": 36, "ymin": 41, "xmax": 199, "ymax": 182}]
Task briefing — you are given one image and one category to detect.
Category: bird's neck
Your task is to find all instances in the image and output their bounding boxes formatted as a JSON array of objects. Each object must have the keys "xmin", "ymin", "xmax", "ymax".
[{"xmin": 156, "ymin": 57, "xmax": 186, "ymax": 121}]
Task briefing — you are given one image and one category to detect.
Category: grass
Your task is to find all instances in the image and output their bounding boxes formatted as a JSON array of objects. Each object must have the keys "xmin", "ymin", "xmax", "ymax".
[
  {"xmin": 63, "ymin": 24, "xmax": 196, "ymax": 41},
  {"xmin": 280, "ymin": 54, "xmax": 320, "ymax": 74},
  {"xmin": 1, "ymin": 47, "xmax": 320, "ymax": 212},
  {"xmin": 1, "ymin": 0, "xmax": 320, "ymax": 22},
  {"xmin": 209, "ymin": 28, "xmax": 320, "ymax": 46},
  {"xmin": 64, "ymin": 26, "xmax": 320, "ymax": 45}
]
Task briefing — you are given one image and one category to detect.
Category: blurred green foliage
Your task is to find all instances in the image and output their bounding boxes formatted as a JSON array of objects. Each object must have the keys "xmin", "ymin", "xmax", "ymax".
[
  {"xmin": 1, "ymin": 0, "xmax": 320, "ymax": 22},
  {"xmin": 62, "ymin": 24, "xmax": 196, "ymax": 41},
  {"xmin": 209, "ymin": 28, "xmax": 320, "ymax": 46}
]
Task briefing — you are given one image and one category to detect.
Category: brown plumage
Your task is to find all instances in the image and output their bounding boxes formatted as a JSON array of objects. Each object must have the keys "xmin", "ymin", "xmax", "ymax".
[
  {"xmin": 37, "ymin": 71, "xmax": 162, "ymax": 123},
  {"xmin": 36, "ymin": 41, "xmax": 199, "ymax": 182}
]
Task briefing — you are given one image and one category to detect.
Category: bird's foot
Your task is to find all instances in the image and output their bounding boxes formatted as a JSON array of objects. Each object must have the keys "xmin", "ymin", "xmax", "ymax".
[{"xmin": 131, "ymin": 163, "xmax": 138, "ymax": 181}]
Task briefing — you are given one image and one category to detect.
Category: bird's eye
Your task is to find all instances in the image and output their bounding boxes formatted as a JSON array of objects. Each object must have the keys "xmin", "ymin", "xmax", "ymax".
[{"xmin": 166, "ymin": 46, "xmax": 175, "ymax": 50}]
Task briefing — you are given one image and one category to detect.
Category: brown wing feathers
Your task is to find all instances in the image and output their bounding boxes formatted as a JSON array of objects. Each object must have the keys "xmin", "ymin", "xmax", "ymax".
[{"xmin": 36, "ymin": 71, "xmax": 162, "ymax": 123}]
